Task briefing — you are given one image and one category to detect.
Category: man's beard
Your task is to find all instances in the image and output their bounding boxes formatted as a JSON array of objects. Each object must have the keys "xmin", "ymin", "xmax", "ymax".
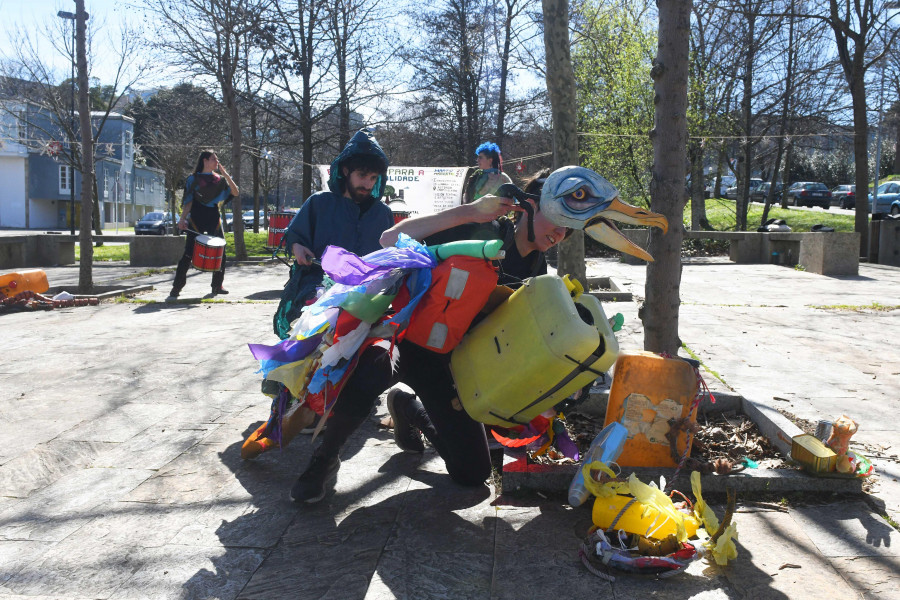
[{"xmin": 348, "ymin": 186, "xmax": 373, "ymax": 203}]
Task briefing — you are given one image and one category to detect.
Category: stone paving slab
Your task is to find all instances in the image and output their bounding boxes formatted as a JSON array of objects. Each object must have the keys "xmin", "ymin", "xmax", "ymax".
[
  {"xmin": 0, "ymin": 259, "xmax": 896, "ymax": 599},
  {"xmin": 790, "ymin": 502, "xmax": 899, "ymax": 558}
]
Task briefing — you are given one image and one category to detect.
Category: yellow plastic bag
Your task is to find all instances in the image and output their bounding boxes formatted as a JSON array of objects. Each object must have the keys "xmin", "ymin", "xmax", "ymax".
[{"xmin": 691, "ymin": 471, "xmax": 738, "ymax": 565}]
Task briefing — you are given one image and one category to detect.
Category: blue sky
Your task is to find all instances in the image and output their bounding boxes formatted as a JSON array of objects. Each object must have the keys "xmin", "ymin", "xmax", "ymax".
[{"xmin": 1, "ymin": 0, "xmax": 151, "ymax": 84}]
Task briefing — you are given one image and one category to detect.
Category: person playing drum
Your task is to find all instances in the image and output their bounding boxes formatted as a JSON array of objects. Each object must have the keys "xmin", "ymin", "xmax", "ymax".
[{"xmin": 166, "ymin": 151, "xmax": 239, "ymax": 301}]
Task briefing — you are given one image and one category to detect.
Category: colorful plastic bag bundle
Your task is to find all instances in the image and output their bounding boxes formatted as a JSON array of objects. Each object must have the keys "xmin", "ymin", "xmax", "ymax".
[
  {"xmin": 575, "ymin": 460, "xmax": 739, "ymax": 578},
  {"xmin": 242, "ymin": 235, "xmax": 437, "ymax": 457}
]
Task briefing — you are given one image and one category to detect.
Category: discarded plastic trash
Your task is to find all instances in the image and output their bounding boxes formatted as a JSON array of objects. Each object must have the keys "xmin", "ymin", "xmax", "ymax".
[
  {"xmin": 52, "ymin": 291, "xmax": 75, "ymax": 301},
  {"xmin": 603, "ymin": 352, "xmax": 700, "ymax": 467},
  {"xmin": 791, "ymin": 434, "xmax": 837, "ymax": 473},
  {"xmin": 826, "ymin": 415, "xmax": 873, "ymax": 476},
  {"xmin": 608, "ymin": 312, "xmax": 624, "ymax": 332},
  {"xmin": 792, "ymin": 415, "xmax": 874, "ymax": 478},
  {"xmin": 592, "ymin": 493, "xmax": 700, "ymax": 539},
  {"xmin": 0, "ymin": 270, "xmax": 49, "ymax": 297},
  {"xmin": 568, "ymin": 422, "xmax": 627, "ymax": 507}
]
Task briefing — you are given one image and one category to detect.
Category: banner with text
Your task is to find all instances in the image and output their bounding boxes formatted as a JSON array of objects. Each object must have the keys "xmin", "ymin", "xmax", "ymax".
[{"xmin": 317, "ymin": 165, "xmax": 469, "ymax": 217}]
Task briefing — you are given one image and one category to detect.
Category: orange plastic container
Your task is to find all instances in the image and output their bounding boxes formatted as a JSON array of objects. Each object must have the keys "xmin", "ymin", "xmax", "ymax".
[
  {"xmin": 602, "ymin": 352, "xmax": 699, "ymax": 467},
  {"xmin": 0, "ymin": 270, "xmax": 49, "ymax": 297}
]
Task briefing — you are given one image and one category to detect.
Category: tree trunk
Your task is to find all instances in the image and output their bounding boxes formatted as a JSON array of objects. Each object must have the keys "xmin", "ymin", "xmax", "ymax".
[
  {"xmin": 496, "ymin": 0, "xmax": 514, "ymax": 147},
  {"xmin": 75, "ymin": 0, "xmax": 94, "ymax": 293},
  {"xmin": 737, "ymin": 9, "xmax": 756, "ymax": 232},
  {"xmin": 688, "ymin": 140, "xmax": 707, "ymax": 230},
  {"xmin": 249, "ymin": 106, "xmax": 260, "ymax": 233},
  {"xmin": 223, "ymin": 83, "xmax": 246, "ymax": 259},
  {"xmin": 894, "ymin": 115, "xmax": 900, "ymax": 174},
  {"xmin": 849, "ymin": 71, "xmax": 870, "ymax": 256},
  {"xmin": 781, "ymin": 142, "xmax": 792, "ymax": 208},
  {"xmin": 643, "ymin": 0, "xmax": 690, "ymax": 355},
  {"xmin": 92, "ymin": 177, "xmax": 104, "ymax": 246},
  {"xmin": 542, "ymin": 0, "xmax": 585, "ymax": 284},
  {"xmin": 762, "ymin": 0, "xmax": 793, "ymax": 228}
]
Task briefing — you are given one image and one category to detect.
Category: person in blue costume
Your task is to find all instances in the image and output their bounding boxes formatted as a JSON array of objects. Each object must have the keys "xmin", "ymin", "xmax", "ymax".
[
  {"xmin": 167, "ymin": 150, "xmax": 239, "ymax": 301},
  {"xmin": 274, "ymin": 129, "xmax": 395, "ymax": 339},
  {"xmin": 462, "ymin": 142, "xmax": 513, "ymax": 204},
  {"xmin": 290, "ymin": 172, "xmax": 567, "ymax": 504}
]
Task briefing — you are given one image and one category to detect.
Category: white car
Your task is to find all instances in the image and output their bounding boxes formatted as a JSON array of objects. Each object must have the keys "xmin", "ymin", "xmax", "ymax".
[{"xmin": 705, "ymin": 175, "xmax": 736, "ymax": 198}]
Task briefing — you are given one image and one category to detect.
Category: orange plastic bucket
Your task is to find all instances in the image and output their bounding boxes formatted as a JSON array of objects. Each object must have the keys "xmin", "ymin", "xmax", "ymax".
[{"xmin": 603, "ymin": 352, "xmax": 699, "ymax": 467}]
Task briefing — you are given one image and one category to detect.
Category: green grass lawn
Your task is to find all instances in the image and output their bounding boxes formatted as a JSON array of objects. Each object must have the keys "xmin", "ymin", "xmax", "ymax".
[
  {"xmin": 694, "ymin": 198, "xmax": 856, "ymax": 232},
  {"xmin": 75, "ymin": 243, "xmax": 130, "ymax": 261},
  {"xmin": 76, "ymin": 232, "xmax": 274, "ymax": 261}
]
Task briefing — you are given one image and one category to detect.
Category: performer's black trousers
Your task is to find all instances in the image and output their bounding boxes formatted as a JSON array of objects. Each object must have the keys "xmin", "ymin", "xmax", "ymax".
[
  {"xmin": 320, "ymin": 340, "xmax": 492, "ymax": 487},
  {"xmin": 171, "ymin": 215, "xmax": 225, "ymax": 294}
]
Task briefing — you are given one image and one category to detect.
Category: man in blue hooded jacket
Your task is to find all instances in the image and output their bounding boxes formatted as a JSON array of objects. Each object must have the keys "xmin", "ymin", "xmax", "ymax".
[{"xmin": 275, "ymin": 129, "xmax": 395, "ymax": 339}]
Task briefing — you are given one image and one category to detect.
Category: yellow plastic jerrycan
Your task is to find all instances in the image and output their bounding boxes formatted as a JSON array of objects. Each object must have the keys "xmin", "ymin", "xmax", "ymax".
[
  {"xmin": 603, "ymin": 352, "xmax": 699, "ymax": 467},
  {"xmin": 451, "ymin": 274, "xmax": 618, "ymax": 427},
  {"xmin": 0, "ymin": 270, "xmax": 49, "ymax": 297},
  {"xmin": 592, "ymin": 494, "xmax": 700, "ymax": 539}
]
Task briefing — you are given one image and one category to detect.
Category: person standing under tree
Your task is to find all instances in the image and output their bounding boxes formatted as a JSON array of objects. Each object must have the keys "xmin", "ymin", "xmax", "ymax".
[
  {"xmin": 462, "ymin": 142, "xmax": 513, "ymax": 204},
  {"xmin": 166, "ymin": 151, "xmax": 239, "ymax": 301}
]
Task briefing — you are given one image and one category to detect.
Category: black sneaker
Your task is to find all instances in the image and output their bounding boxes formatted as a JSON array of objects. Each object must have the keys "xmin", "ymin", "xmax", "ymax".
[
  {"xmin": 386, "ymin": 389, "xmax": 425, "ymax": 453},
  {"xmin": 290, "ymin": 446, "xmax": 340, "ymax": 504},
  {"xmin": 212, "ymin": 287, "xmax": 229, "ymax": 296}
]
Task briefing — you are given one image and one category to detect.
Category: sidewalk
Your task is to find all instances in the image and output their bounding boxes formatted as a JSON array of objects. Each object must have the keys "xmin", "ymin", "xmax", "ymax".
[{"xmin": 0, "ymin": 258, "xmax": 897, "ymax": 599}]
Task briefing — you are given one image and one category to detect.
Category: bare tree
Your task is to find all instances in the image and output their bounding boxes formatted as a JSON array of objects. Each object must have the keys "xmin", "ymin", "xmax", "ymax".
[
  {"xmin": 152, "ymin": 0, "xmax": 270, "ymax": 259},
  {"xmin": 688, "ymin": 0, "xmax": 741, "ymax": 230},
  {"xmin": 806, "ymin": 0, "xmax": 900, "ymax": 255},
  {"xmin": 254, "ymin": 0, "xmax": 336, "ymax": 202},
  {"xmin": 128, "ymin": 84, "xmax": 230, "ymax": 228},
  {"xmin": 494, "ymin": 0, "xmax": 542, "ymax": 147},
  {"xmin": 643, "ymin": 0, "xmax": 690, "ymax": 354},
  {"xmin": 73, "ymin": 1, "xmax": 95, "ymax": 292},
  {"xmin": 324, "ymin": 0, "xmax": 398, "ymax": 148},
  {"xmin": 2, "ymin": 9, "xmax": 149, "ymax": 289}
]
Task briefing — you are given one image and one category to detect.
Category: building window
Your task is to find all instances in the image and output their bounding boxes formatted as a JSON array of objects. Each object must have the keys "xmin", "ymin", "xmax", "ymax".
[
  {"xmin": 124, "ymin": 130, "xmax": 133, "ymax": 159},
  {"xmin": 104, "ymin": 173, "xmax": 109, "ymax": 198},
  {"xmin": 59, "ymin": 165, "xmax": 73, "ymax": 194},
  {"xmin": 149, "ymin": 179, "xmax": 154, "ymax": 193}
]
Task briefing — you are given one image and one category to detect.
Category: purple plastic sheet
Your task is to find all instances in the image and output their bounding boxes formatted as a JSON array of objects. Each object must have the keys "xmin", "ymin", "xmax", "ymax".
[
  {"xmin": 320, "ymin": 243, "xmax": 435, "ymax": 286},
  {"xmin": 248, "ymin": 334, "xmax": 323, "ymax": 362}
]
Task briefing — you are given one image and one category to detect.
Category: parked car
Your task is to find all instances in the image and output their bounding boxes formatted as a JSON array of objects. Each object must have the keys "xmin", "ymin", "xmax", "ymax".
[
  {"xmin": 223, "ymin": 212, "xmax": 234, "ymax": 232},
  {"xmin": 134, "ymin": 211, "xmax": 173, "ymax": 235},
  {"xmin": 868, "ymin": 182, "xmax": 900, "ymax": 215},
  {"xmin": 243, "ymin": 210, "xmax": 267, "ymax": 228},
  {"xmin": 705, "ymin": 175, "xmax": 736, "ymax": 199},
  {"xmin": 785, "ymin": 182, "xmax": 831, "ymax": 209},
  {"xmin": 831, "ymin": 185, "xmax": 856, "ymax": 209},
  {"xmin": 723, "ymin": 178, "xmax": 764, "ymax": 200},
  {"xmin": 749, "ymin": 181, "xmax": 783, "ymax": 203}
]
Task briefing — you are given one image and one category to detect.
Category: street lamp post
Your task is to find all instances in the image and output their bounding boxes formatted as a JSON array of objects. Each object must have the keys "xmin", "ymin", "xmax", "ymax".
[{"xmin": 57, "ymin": 10, "xmax": 76, "ymax": 235}]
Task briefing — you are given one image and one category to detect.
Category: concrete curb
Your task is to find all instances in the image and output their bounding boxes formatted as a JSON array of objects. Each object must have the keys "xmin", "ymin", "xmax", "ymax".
[
  {"xmin": 46, "ymin": 284, "xmax": 155, "ymax": 300},
  {"xmin": 586, "ymin": 276, "xmax": 633, "ymax": 302},
  {"xmin": 502, "ymin": 388, "xmax": 864, "ymax": 497},
  {"xmin": 502, "ymin": 453, "xmax": 863, "ymax": 496}
]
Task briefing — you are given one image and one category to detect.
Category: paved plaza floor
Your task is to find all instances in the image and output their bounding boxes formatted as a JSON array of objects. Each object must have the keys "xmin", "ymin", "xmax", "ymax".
[{"xmin": 0, "ymin": 255, "xmax": 897, "ymax": 599}]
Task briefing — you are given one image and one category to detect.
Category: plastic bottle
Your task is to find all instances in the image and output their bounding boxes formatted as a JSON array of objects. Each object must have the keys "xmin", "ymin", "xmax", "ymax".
[
  {"xmin": 568, "ymin": 421, "xmax": 627, "ymax": 507},
  {"xmin": 0, "ymin": 270, "xmax": 49, "ymax": 298}
]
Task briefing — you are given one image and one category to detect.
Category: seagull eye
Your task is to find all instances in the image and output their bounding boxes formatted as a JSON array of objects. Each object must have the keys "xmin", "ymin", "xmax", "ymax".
[{"xmin": 562, "ymin": 187, "xmax": 609, "ymax": 213}]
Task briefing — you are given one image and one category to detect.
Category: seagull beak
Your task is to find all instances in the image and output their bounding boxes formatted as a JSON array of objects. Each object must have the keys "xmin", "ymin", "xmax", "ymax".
[{"xmin": 583, "ymin": 198, "xmax": 668, "ymax": 262}]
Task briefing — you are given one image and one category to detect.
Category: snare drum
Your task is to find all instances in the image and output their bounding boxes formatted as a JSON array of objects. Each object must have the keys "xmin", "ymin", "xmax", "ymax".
[
  {"xmin": 267, "ymin": 212, "xmax": 294, "ymax": 249},
  {"xmin": 191, "ymin": 235, "xmax": 226, "ymax": 271}
]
